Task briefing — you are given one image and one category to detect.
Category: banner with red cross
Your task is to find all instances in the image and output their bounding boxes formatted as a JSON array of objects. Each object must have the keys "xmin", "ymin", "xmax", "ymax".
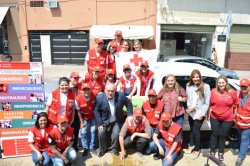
[{"xmin": 114, "ymin": 49, "xmax": 159, "ymax": 78}]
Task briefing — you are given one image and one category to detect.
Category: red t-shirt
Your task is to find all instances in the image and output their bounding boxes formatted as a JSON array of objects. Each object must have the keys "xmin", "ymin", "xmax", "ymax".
[{"xmin": 210, "ymin": 89, "xmax": 237, "ymax": 121}]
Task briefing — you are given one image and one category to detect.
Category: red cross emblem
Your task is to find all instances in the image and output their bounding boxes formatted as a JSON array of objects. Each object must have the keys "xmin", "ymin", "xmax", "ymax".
[{"xmin": 130, "ymin": 54, "xmax": 143, "ymax": 66}]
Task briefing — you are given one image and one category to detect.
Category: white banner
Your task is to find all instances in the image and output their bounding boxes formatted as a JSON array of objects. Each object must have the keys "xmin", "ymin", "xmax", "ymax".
[{"xmin": 114, "ymin": 49, "xmax": 159, "ymax": 78}]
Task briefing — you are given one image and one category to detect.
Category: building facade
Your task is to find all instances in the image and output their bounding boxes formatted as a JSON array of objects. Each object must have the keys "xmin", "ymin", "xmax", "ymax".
[
  {"xmin": 0, "ymin": 0, "xmax": 157, "ymax": 64},
  {"xmin": 156, "ymin": 0, "xmax": 250, "ymax": 70}
]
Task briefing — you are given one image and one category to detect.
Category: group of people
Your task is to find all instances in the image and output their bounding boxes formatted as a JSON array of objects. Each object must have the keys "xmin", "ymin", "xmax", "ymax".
[{"xmin": 27, "ymin": 31, "xmax": 250, "ymax": 166}]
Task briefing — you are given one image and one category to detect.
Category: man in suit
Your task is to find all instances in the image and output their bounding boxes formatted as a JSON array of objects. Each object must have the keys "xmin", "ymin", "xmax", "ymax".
[{"xmin": 94, "ymin": 83, "xmax": 133, "ymax": 157}]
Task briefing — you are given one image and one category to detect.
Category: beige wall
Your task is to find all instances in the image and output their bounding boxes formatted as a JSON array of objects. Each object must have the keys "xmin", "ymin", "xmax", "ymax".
[{"xmin": 16, "ymin": 0, "xmax": 156, "ymax": 62}]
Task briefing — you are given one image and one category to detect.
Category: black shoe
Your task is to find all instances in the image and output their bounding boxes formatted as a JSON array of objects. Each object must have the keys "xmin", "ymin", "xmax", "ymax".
[
  {"xmin": 153, "ymin": 153, "xmax": 161, "ymax": 160},
  {"xmin": 235, "ymin": 158, "xmax": 244, "ymax": 166},
  {"xmin": 218, "ymin": 153, "xmax": 224, "ymax": 161},
  {"xmin": 210, "ymin": 150, "xmax": 215, "ymax": 157},
  {"xmin": 82, "ymin": 149, "xmax": 89, "ymax": 157},
  {"xmin": 98, "ymin": 151, "xmax": 106, "ymax": 157}
]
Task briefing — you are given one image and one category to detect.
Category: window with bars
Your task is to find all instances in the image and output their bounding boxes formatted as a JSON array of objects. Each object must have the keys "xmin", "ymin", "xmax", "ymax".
[{"xmin": 30, "ymin": 1, "xmax": 44, "ymax": 7}]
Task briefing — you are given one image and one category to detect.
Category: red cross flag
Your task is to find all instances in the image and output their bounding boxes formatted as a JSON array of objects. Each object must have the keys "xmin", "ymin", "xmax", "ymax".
[{"xmin": 114, "ymin": 49, "xmax": 159, "ymax": 78}]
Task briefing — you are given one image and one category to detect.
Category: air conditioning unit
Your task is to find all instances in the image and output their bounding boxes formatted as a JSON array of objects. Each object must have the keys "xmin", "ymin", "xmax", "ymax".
[{"xmin": 48, "ymin": 0, "xmax": 58, "ymax": 9}]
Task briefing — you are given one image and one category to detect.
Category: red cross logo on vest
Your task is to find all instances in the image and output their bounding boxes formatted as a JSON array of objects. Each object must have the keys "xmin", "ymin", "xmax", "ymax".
[{"xmin": 130, "ymin": 54, "xmax": 143, "ymax": 66}]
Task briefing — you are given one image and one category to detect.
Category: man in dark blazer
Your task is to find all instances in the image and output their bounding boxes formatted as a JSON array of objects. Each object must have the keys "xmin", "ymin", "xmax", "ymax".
[{"xmin": 94, "ymin": 83, "xmax": 133, "ymax": 157}]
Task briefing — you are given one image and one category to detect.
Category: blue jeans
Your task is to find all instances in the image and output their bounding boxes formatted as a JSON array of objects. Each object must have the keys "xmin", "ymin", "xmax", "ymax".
[
  {"xmin": 51, "ymin": 147, "xmax": 77, "ymax": 166},
  {"xmin": 32, "ymin": 151, "xmax": 50, "ymax": 166},
  {"xmin": 81, "ymin": 119, "xmax": 96, "ymax": 149},
  {"xmin": 238, "ymin": 128, "xmax": 250, "ymax": 160},
  {"xmin": 172, "ymin": 114, "xmax": 184, "ymax": 127},
  {"xmin": 149, "ymin": 139, "xmax": 178, "ymax": 166}
]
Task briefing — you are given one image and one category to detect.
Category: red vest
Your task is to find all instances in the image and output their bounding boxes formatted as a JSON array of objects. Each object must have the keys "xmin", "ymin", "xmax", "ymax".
[
  {"xmin": 136, "ymin": 70, "xmax": 154, "ymax": 96},
  {"xmin": 29, "ymin": 125, "xmax": 54, "ymax": 152},
  {"xmin": 111, "ymin": 39, "xmax": 123, "ymax": 52},
  {"xmin": 108, "ymin": 54, "xmax": 116, "ymax": 74},
  {"xmin": 75, "ymin": 94, "xmax": 95, "ymax": 120},
  {"xmin": 119, "ymin": 76, "xmax": 137, "ymax": 93},
  {"xmin": 47, "ymin": 89, "xmax": 75, "ymax": 125},
  {"xmin": 235, "ymin": 92, "xmax": 250, "ymax": 129},
  {"xmin": 87, "ymin": 49, "xmax": 108, "ymax": 78},
  {"xmin": 48, "ymin": 127, "xmax": 74, "ymax": 156},
  {"xmin": 126, "ymin": 116, "xmax": 147, "ymax": 134},
  {"xmin": 84, "ymin": 74, "xmax": 103, "ymax": 97},
  {"xmin": 142, "ymin": 100, "xmax": 164, "ymax": 128},
  {"xmin": 159, "ymin": 122, "xmax": 182, "ymax": 152}
]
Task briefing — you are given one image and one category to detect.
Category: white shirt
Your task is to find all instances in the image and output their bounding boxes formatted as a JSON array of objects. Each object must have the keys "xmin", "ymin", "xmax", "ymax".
[{"xmin": 108, "ymin": 97, "xmax": 116, "ymax": 123}]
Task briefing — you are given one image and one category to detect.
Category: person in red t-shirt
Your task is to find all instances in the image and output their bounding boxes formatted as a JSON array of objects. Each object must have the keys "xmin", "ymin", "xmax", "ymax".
[{"xmin": 209, "ymin": 75, "xmax": 237, "ymax": 161}]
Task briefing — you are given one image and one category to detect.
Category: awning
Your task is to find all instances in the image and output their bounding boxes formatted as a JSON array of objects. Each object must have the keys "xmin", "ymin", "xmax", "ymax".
[
  {"xmin": 0, "ymin": 7, "xmax": 9, "ymax": 25},
  {"xmin": 90, "ymin": 25, "xmax": 154, "ymax": 40}
]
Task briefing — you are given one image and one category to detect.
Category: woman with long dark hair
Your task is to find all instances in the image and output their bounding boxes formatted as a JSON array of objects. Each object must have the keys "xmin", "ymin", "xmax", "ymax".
[
  {"xmin": 185, "ymin": 69, "xmax": 211, "ymax": 159},
  {"xmin": 28, "ymin": 112, "xmax": 53, "ymax": 166},
  {"xmin": 45, "ymin": 77, "xmax": 76, "ymax": 126}
]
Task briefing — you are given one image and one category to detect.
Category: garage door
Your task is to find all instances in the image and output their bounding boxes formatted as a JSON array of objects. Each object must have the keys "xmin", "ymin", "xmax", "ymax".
[{"xmin": 51, "ymin": 32, "xmax": 89, "ymax": 64}]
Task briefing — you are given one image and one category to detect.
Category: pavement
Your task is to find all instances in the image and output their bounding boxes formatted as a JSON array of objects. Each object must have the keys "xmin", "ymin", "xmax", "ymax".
[{"xmin": 0, "ymin": 64, "xmax": 250, "ymax": 166}]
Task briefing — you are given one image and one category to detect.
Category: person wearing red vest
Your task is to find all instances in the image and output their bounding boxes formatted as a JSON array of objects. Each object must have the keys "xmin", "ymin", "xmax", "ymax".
[
  {"xmin": 107, "ymin": 30, "xmax": 124, "ymax": 52},
  {"xmin": 49, "ymin": 115, "xmax": 77, "ymax": 165},
  {"xmin": 150, "ymin": 112, "xmax": 182, "ymax": 166},
  {"xmin": 235, "ymin": 78, "xmax": 250, "ymax": 166},
  {"xmin": 75, "ymin": 83, "xmax": 96, "ymax": 157},
  {"xmin": 84, "ymin": 66, "xmax": 103, "ymax": 97},
  {"xmin": 136, "ymin": 60, "xmax": 154, "ymax": 96},
  {"xmin": 119, "ymin": 108, "xmax": 151, "ymax": 159},
  {"xmin": 107, "ymin": 41, "xmax": 117, "ymax": 74},
  {"xmin": 103, "ymin": 69, "xmax": 119, "ymax": 89},
  {"xmin": 69, "ymin": 71, "xmax": 82, "ymax": 152},
  {"xmin": 28, "ymin": 112, "xmax": 53, "ymax": 166},
  {"xmin": 45, "ymin": 77, "xmax": 76, "ymax": 126},
  {"xmin": 142, "ymin": 89, "xmax": 164, "ymax": 129},
  {"xmin": 117, "ymin": 64, "xmax": 138, "ymax": 100},
  {"xmin": 85, "ymin": 38, "xmax": 108, "ymax": 80},
  {"xmin": 209, "ymin": 75, "xmax": 237, "ymax": 161}
]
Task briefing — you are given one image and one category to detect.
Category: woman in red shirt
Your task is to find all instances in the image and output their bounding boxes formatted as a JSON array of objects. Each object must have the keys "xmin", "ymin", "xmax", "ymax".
[{"xmin": 209, "ymin": 75, "xmax": 237, "ymax": 161}]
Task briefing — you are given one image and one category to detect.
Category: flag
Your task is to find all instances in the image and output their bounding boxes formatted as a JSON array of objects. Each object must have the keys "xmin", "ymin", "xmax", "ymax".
[{"xmin": 114, "ymin": 49, "xmax": 159, "ymax": 78}]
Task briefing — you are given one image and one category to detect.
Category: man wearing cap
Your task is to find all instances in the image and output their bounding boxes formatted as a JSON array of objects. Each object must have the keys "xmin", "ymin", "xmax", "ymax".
[
  {"xmin": 107, "ymin": 30, "xmax": 124, "ymax": 52},
  {"xmin": 136, "ymin": 60, "xmax": 154, "ymax": 96},
  {"xmin": 104, "ymin": 69, "xmax": 118, "ymax": 88},
  {"xmin": 75, "ymin": 83, "xmax": 96, "ymax": 157},
  {"xmin": 85, "ymin": 38, "xmax": 108, "ymax": 80},
  {"xmin": 117, "ymin": 64, "xmax": 138, "ymax": 100},
  {"xmin": 235, "ymin": 78, "xmax": 250, "ymax": 166},
  {"xmin": 119, "ymin": 108, "xmax": 151, "ymax": 159},
  {"xmin": 49, "ymin": 115, "xmax": 77, "ymax": 165},
  {"xmin": 84, "ymin": 66, "xmax": 103, "ymax": 97},
  {"xmin": 142, "ymin": 89, "xmax": 164, "ymax": 130},
  {"xmin": 150, "ymin": 112, "xmax": 182, "ymax": 165},
  {"xmin": 69, "ymin": 71, "xmax": 82, "ymax": 152},
  {"xmin": 94, "ymin": 83, "xmax": 133, "ymax": 157}
]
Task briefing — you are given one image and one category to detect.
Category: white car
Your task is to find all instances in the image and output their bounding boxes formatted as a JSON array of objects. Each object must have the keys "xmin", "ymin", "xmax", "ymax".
[
  {"xmin": 153, "ymin": 62, "xmax": 239, "ymax": 93},
  {"xmin": 152, "ymin": 62, "xmax": 239, "ymax": 130},
  {"xmin": 160, "ymin": 56, "xmax": 239, "ymax": 79}
]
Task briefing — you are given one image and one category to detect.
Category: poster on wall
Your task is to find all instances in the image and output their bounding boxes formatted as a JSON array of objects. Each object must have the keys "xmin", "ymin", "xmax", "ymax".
[{"xmin": 0, "ymin": 62, "xmax": 45, "ymax": 158}]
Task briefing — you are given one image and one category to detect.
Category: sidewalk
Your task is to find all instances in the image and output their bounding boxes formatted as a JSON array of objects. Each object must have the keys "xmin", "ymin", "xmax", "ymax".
[{"xmin": 0, "ymin": 148, "xmax": 249, "ymax": 166}]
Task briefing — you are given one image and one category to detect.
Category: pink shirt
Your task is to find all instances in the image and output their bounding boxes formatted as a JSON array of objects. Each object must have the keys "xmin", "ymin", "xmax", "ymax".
[{"xmin": 210, "ymin": 89, "xmax": 237, "ymax": 121}]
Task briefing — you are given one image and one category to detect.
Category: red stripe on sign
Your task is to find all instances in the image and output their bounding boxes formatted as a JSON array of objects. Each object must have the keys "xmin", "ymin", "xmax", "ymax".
[
  {"xmin": 2, "ymin": 138, "xmax": 31, "ymax": 156},
  {"xmin": 0, "ymin": 62, "xmax": 30, "ymax": 70}
]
